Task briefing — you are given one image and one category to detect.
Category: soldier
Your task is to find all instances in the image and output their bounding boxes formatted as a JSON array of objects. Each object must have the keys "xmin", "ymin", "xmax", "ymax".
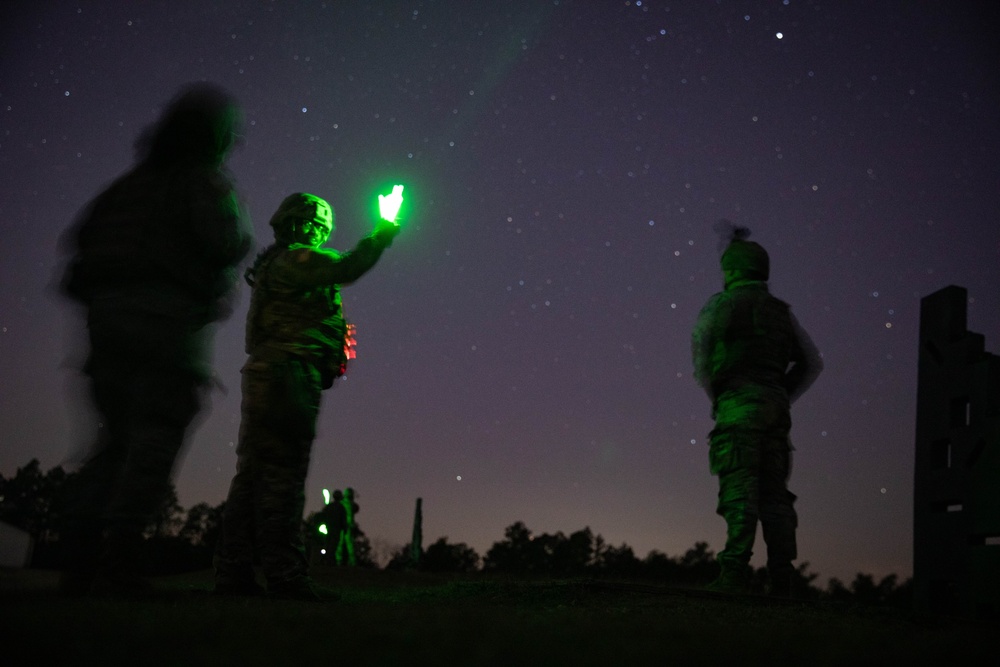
[
  {"xmin": 214, "ymin": 192, "xmax": 399, "ymax": 601},
  {"xmin": 318, "ymin": 489, "xmax": 347, "ymax": 562},
  {"xmin": 335, "ymin": 487, "xmax": 359, "ymax": 566},
  {"xmin": 59, "ymin": 83, "xmax": 252, "ymax": 594},
  {"xmin": 691, "ymin": 225, "xmax": 822, "ymax": 596}
]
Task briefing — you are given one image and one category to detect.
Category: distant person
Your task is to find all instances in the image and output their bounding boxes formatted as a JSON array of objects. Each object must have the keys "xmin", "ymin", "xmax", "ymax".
[
  {"xmin": 314, "ymin": 488, "xmax": 346, "ymax": 560},
  {"xmin": 691, "ymin": 224, "xmax": 822, "ymax": 596},
  {"xmin": 335, "ymin": 486, "xmax": 359, "ymax": 566},
  {"xmin": 213, "ymin": 192, "xmax": 399, "ymax": 601},
  {"xmin": 59, "ymin": 83, "xmax": 252, "ymax": 594}
]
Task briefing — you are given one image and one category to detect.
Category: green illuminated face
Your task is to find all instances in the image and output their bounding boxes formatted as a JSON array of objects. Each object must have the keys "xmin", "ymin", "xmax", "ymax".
[
  {"xmin": 302, "ymin": 220, "xmax": 333, "ymax": 248},
  {"xmin": 294, "ymin": 217, "xmax": 333, "ymax": 247},
  {"xmin": 277, "ymin": 193, "xmax": 334, "ymax": 247}
]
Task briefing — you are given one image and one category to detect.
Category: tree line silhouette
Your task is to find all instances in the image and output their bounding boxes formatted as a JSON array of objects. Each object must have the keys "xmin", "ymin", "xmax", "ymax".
[{"xmin": 1, "ymin": 459, "xmax": 911, "ymax": 605}]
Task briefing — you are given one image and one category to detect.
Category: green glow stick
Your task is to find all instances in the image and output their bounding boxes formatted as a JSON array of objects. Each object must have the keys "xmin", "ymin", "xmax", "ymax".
[
  {"xmin": 378, "ymin": 184, "xmax": 405, "ymax": 222},
  {"xmin": 318, "ymin": 523, "xmax": 328, "ymax": 535},
  {"xmin": 323, "ymin": 488, "xmax": 331, "ymax": 505}
]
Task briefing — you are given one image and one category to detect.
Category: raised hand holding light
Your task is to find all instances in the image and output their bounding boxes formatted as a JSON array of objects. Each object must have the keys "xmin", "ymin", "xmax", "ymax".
[{"xmin": 378, "ymin": 184, "xmax": 405, "ymax": 223}]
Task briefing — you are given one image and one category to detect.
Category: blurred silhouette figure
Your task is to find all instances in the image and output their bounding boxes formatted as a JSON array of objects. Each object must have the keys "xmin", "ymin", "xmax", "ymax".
[
  {"xmin": 410, "ymin": 497, "xmax": 423, "ymax": 569},
  {"xmin": 213, "ymin": 192, "xmax": 399, "ymax": 601},
  {"xmin": 312, "ymin": 488, "xmax": 346, "ymax": 561},
  {"xmin": 691, "ymin": 223, "xmax": 822, "ymax": 596},
  {"xmin": 335, "ymin": 487, "xmax": 359, "ymax": 566},
  {"xmin": 59, "ymin": 83, "xmax": 252, "ymax": 594}
]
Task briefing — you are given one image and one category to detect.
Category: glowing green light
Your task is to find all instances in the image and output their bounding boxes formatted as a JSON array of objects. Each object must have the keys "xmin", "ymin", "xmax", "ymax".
[
  {"xmin": 318, "ymin": 524, "xmax": 328, "ymax": 535},
  {"xmin": 378, "ymin": 184, "xmax": 405, "ymax": 222},
  {"xmin": 323, "ymin": 488, "xmax": 331, "ymax": 505}
]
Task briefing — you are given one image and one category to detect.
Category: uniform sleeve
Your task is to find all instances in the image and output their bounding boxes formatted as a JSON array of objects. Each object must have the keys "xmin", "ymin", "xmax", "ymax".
[
  {"xmin": 691, "ymin": 293, "xmax": 727, "ymax": 400},
  {"xmin": 278, "ymin": 233, "xmax": 394, "ymax": 288},
  {"xmin": 784, "ymin": 311, "xmax": 823, "ymax": 403}
]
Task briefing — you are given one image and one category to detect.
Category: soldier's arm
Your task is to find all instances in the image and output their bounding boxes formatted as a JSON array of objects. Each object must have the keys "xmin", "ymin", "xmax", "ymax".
[
  {"xmin": 785, "ymin": 311, "xmax": 823, "ymax": 403},
  {"xmin": 691, "ymin": 293, "xmax": 727, "ymax": 400},
  {"xmin": 284, "ymin": 222, "xmax": 399, "ymax": 287}
]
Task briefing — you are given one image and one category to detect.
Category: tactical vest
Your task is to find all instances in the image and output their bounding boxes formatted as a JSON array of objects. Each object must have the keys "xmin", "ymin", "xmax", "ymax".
[
  {"xmin": 245, "ymin": 246, "xmax": 350, "ymax": 384},
  {"xmin": 711, "ymin": 286, "xmax": 794, "ymax": 395}
]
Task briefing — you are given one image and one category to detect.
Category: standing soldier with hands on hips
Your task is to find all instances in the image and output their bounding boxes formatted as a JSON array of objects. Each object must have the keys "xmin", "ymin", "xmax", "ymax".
[
  {"xmin": 691, "ymin": 223, "xmax": 822, "ymax": 597},
  {"xmin": 214, "ymin": 190, "xmax": 401, "ymax": 601}
]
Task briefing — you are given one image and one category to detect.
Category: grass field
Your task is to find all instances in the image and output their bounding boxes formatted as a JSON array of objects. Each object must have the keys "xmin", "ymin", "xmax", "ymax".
[{"xmin": 0, "ymin": 567, "xmax": 991, "ymax": 666}]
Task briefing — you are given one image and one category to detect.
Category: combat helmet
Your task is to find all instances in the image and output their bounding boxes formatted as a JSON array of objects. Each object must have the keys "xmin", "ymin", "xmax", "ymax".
[
  {"xmin": 269, "ymin": 192, "xmax": 334, "ymax": 241},
  {"xmin": 717, "ymin": 221, "xmax": 769, "ymax": 280}
]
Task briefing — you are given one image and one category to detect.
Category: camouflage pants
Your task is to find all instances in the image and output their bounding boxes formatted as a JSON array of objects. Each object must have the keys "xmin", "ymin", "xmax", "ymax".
[
  {"xmin": 709, "ymin": 390, "xmax": 798, "ymax": 579},
  {"xmin": 215, "ymin": 357, "xmax": 322, "ymax": 587},
  {"xmin": 335, "ymin": 528, "xmax": 356, "ymax": 566},
  {"xmin": 63, "ymin": 352, "xmax": 202, "ymax": 575}
]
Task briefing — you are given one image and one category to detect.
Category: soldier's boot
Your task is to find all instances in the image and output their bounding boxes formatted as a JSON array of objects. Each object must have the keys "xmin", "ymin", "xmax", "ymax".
[
  {"xmin": 762, "ymin": 503, "xmax": 798, "ymax": 598},
  {"xmin": 707, "ymin": 560, "xmax": 751, "ymax": 594},
  {"xmin": 708, "ymin": 510, "xmax": 756, "ymax": 594}
]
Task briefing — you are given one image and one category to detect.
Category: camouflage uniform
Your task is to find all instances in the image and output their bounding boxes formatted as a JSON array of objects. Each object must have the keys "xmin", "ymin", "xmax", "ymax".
[
  {"xmin": 214, "ymin": 193, "xmax": 397, "ymax": 595},
  {"xmin": 315, "ymin": 489, "xmax": 347, "ymax": 559},
  {"xmin": 335, "ymin": 487, "xmax": 359, "ymax": 566},
  {"xmin": 60, "ymin": 85, "xmax": 251, "ymax": 589},
  {"xmin": 691, "ymin": 238, "xmax": 822, "ymax": 594}
]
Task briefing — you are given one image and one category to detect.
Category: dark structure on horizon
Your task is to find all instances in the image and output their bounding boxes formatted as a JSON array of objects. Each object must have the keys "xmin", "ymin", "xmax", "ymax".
[{"xmin": 914, "ymin": 285, "xmax": 1000, "ymax": 618}]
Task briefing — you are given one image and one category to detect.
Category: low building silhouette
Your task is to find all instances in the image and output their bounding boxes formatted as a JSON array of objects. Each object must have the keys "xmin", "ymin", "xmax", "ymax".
[
  {"xmin": 0, "ymin": 520, "xmax": 34, "ymax": 568},
  {"xmin": 914, "ymin": 285, "xmax": 1000, "ymax": 618}
]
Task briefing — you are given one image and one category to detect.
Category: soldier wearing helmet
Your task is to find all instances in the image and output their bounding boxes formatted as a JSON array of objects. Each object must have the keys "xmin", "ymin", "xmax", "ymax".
[
  {"xmin": 214, "ymin": 192, "xmax": 399, "ymax": 601},
  {"xmin": 691, "ymin": 224, "xmax": 822, "ymax": 596},
  {"xmin": 334, "ymin": 487, "xmax": 359, "ymax": 567}
]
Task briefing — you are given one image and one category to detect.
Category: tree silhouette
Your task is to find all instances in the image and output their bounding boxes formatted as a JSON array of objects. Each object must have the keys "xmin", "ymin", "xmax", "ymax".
[
  {"xmin": 826, "ymin": 572, "xmax": 912, "ymax": 607},
  {"xmin": 548, "ymin": 528, "xmax": 594, "ymax": 575},
  {"xmin": 0, "ymin": 460, "xmax": 226, "ymax": 572},
  {"xmin": 594, "ymin": 541, "xmax": 642, "ymax": 577},
  {"xmin": 485, "ymin": 523, "xmax": 640, "ymax": 577},
  {"xmin": 420, "ymin": 537, "xmax": 480, "ymax": 573},
  {"xmin": 679, "ymin": 541, "xmax": 714, "ymax": 568},
  {"xmin": 143, "ymin": 484, "xmax": 185, "ymax": 539},
  {"xmin": 641, "ymin": 549, "xmax": 683, "ymax": 580},
  {"xmin": 0, "ymin": 459, "xmax": 68, "ymax": 540},
  {"xmin": 351, "ymin": 527, "xmax": 378, "ymax": 568},
  {"xmin": 0, "ymin": 459, "xmax": 915, "ymax": 606},
  {"xmin": 384, "ymin": 544, "xmax": 413, "ymax": 571},
  {"xmin": 482, "ymin": 521, "xmax": 539, "ymax": 574},
  {"xmin": 178, "ymin": 501, "xmax": 225, "ymax": 547}
]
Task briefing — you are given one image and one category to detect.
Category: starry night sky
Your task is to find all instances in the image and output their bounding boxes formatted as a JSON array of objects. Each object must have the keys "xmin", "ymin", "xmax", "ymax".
[{"xmin": 1, "ymin": 1, "xmax": 998, "ymax": 585}]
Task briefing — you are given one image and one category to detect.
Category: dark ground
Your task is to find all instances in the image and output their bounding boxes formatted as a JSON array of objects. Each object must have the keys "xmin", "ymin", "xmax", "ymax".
[{"xmin": 0, "ymin": 567, "xmax": 991, "ymax": 666}]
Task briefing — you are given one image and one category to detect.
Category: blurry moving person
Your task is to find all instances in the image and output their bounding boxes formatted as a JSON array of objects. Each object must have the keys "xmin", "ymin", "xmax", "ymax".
[
  {"xmin": 213, "ymin": 192, "xmax": 399, "ymax": 601},
  {"xmin": 59, "ymin": 83, "xmax": 252, "ymax": 594},
  {"xmin": 691, "ymin": 224, "xmax": 822, "ymax": 597}
]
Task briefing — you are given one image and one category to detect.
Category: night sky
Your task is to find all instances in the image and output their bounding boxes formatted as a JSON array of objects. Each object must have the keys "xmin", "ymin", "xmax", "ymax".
[{"xmin": 2, "ymin": 1, "xmax": 998, "ymax": 586}]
